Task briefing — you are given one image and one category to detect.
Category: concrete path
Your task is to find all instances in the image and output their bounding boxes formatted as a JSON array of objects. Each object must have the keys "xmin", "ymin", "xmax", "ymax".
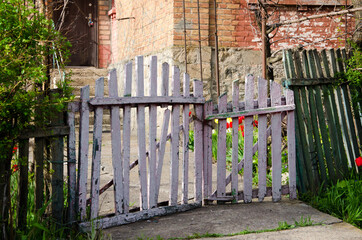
[
  {"xmin": 103, "ymin": 199, "xmax": 362, "ymax": 240},
  {"xmin": 74, "ymin": 133, "xmax": 361, "ymax": 239}
]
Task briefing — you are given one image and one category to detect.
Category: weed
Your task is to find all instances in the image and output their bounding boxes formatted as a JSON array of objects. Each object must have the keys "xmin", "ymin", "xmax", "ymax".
[
  {"xmin": 307, "ymin": 173, "xmax": 362, "ymax": 228},
  {"xmin": 137, "ymin": 216, "xmax": 318, "ymax": 239}
]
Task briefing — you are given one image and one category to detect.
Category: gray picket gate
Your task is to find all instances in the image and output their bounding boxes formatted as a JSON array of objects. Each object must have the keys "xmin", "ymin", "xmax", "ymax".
[
  {"xmin": 67, "ymin": 56, "xmax": 296, "ymax": 230},
  {"xmin": 203, "ymin": 75, "xmax": 296, "ymax": 203}
]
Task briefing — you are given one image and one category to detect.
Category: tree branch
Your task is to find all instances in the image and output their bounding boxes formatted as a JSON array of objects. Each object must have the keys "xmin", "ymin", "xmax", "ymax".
[{"xmin": 270, "ymin": 7, "xmax": 362, "ymax": 28}]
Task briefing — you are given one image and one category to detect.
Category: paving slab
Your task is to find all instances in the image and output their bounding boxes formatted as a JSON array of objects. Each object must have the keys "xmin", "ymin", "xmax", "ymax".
[{"xmin": 103, "ymin": 198, "xmax": 362, "ymax": 240}]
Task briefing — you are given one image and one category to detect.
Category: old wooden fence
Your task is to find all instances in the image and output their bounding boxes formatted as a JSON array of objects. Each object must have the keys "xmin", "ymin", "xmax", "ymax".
[
  {"xmin": 65, "ymin": 56, "xmax": 296, "ymax": 229},
  {"xmin": 283, "ymin": 48, "xmax": 362, "ymax": 193},
  {"xmin": 15, "ymin": 90, "xmax": 69, "ymax": 230}
]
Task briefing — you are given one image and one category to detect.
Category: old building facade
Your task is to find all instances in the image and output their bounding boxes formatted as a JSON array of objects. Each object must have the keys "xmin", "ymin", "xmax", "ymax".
[{"xmin": 56, "ymin": 0, "xmax": 358, "ymax": 98}]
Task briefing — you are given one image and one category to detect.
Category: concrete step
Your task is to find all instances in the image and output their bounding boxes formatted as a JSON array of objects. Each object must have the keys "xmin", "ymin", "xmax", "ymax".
[{"xmin": 52, "ymin": 67, "xmax": 112, "ymax": 132}]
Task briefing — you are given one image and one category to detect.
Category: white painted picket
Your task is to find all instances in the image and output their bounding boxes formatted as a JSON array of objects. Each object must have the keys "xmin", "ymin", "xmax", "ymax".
[{"xmin": 67, "ymin": 58, "xmax": 296, "ymax": 230}]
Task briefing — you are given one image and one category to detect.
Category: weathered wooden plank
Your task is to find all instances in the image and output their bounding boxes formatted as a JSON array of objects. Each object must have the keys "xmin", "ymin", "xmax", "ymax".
[
  {"xmin": 300, "ymin": 50, "xmax": 319, "ymax": 190},
  {"xmin": 305, "ymin": 50, "xmax": 324, "ymax": 186},
  {"xmin": 18, "ymin": 139, "xmax": 29, "ymax": 230},
  {"xmin": 207, "ymin": 97, "xmax": 287, "ymax": 114},
  {"xmin": 123, "ymin": 62, "xmax": 132, "ymax": 213},
  {"xmin": 257, "ymin": 77, "xmax": 267, "ymax": 202},
  {"xmin": 231, "ymin": 80, "xmax": 239, "ymax": 202},
  {"xmin": 317, "ymin": 50, "xmax": 338, "ymax": 181},
  {"xmin": 109, "ymin": 69, "xmax": 124, "ymax": 215},
  {"xmin": 286, "ymin": 89, "xmax": 297, "ymax": 199},
  {"xmin": 341, "ymin": 83, "xmax": 360, "ymax": 162},
  {"xmin": 203, "ymin": 100, "xmax": 213, "ymax": 200},
  {"xmin": 216, "ymin": 93, "xmax": 227, "ymax": 199},
  {"xmin": 310, "ymin": 50, "xmax": 329, "ymax": 184},
  {"xmin": 49, "ymin": 90, "xmax": 65, "ymax": 225},
  {"xmin": 51, "ymin": 136, "xmax": 65, "ymax": 225},
  {"xmin": 149, "ymin": 56, "xmax": 158, "ymax": 208},
  {"xmin": 208, "ymin": 185, "xmax": 290, "ymax": 202},
  {"xmin": 328, "ymin": 49, "xmax": 348, "ymax": 178},
  {"xmin": 136, "ymin": 56, "xmax": 148, "ymax": 210},
  {"xmin": 205, "ymin": 105, "xmax": 294, "ymax": 121},
  {"xmin": 286, "ymin": 49, "xmax": 311, "ymax": 192},
  {"xmin": 284, "ymin": 50, "xmax": 307, "ymax": 192},
  {"xmin": 89, "ymin": 96, "xmax": 205, "ymax": 106},
  {"xmin": 78, "ymin": 85, "xmax": 90, "ymax": 220},
  {"xmin": 19, "ymin": 126, "xmax": 70, "ymax": 139},
  {"xmin": 170, "ymin": 66, "xmax": 181, "ymax": 206},
  {"xmin": 34, "ymin": 137, "xmax": 44, "ymax": 211},
  {"xmin": 335, "ymin": 85, "xmax": 352, "ymax": 174},
  {"xmin": 155, "ymin": 109, "xmax": 171, "ymax": 203},
  {"xmin": 161, "ymin": 62, "xmax": 169, "ymax": 108},
  {"xmin": 67, "ymin": 111, "xmax": 77, "ymax": 222},
  {"xmin": 79, "ymin": 202, "xmax": 202, "ymax": 231},
  {"xmin": 352, "ymin": 99, "xmax": 362, "ymax": 153},
  {"xmin": 336, "ymin": 48, "xmax": 345, "ymax": 73},
  {"xmin": 213, "ymin": 115, "xmax": 282, "ymax": 197},
  {"xmin": 271, "ymin": 81, "xmax": 282, "ymax": 202},
  {"xmin": 320, "ymin": 50, "xmax": 338, "ymax": 182},
  {"xmin": 333, "ymin": 49, "xmax": 354, "ymax": 167},
  {"xmin": 194, "ymin": 80, "xmax": 204, "ymax": 203},
  {"xmin": 90, "ymin": 77, "xmax": 104, "ymax": 220},
  {"xmin": 283, "ymin": 78, "xmax": 335, "ymax": 87},
  {"xmin": 182, "ymin": 73, "xmax": 190, "ymax": 204},
  {"xmin": 243, "ymin": 74, "xmax": 254, "ymax": 203}
]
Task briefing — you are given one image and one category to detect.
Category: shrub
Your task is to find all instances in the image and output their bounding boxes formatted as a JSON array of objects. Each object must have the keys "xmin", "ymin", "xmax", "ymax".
[{"xmin": 0, "ymin": 0, "xmax": 71, "ymax": 238}]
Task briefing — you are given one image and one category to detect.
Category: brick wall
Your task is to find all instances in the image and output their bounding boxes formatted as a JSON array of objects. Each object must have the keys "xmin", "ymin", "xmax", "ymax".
[
  {"xmin": 111, "ymin": 0, "xmax": 174, "ymax": 62},
  {"xmin": 110, "ymin": 0, "xmax": 356, "ymax": 66},
  {"xmin": 98, "ymin": 0, "xmax": 111, "ymax": 68},
  {"xmin": 172, "ymin": 0, "xmax": 355, "ymax": 50}
]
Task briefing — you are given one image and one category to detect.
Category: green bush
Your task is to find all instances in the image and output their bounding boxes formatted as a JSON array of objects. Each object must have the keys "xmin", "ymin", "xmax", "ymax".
[{"xmin": 0, "ymin": 0, "xmax": 71, "ymax": 238}]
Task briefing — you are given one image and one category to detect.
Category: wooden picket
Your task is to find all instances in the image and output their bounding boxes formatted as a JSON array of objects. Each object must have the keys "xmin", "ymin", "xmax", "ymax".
[
  {"xmin": 203, "ymin": 75, "xmax": 296, "ymax": 203},
  {"xmin": 283, "ymin": 48, "xmax": 362, "ymax": 193}
]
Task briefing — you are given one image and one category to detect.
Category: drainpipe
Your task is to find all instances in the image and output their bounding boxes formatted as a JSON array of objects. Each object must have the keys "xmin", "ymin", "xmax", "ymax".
[
  {"xmin": 214, "ymin": 0, "xmax": 220, "ymax": 97},
  {"xmin": 183, "ymin": 0, "xmax": 188, "ymax": 73},
  {"xmin": 197, "ymin": 0, "xmax": 203, "ymax": 82},
  {"xmin": 261, "ymin": 1, "xmax": 267, "ymax": 79}
]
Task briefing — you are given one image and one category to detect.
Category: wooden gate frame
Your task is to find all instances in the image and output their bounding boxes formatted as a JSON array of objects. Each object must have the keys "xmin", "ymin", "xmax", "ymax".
[
  {"xmin": 67, "ymin": 57, "xmax": 297, "ymax": 230},
  {"xmin": 68, "ymin": 56, "xmax": 205, "ymax": 229}
]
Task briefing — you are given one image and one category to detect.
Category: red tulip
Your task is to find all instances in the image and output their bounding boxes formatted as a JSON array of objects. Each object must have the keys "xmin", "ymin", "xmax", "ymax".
[
  {"xmin": 253, "ymin": 120, "xmax": 258, "ymax": 127},
  {"xmin": 12, "ymin": 164, "xmax": 19, "ymax": 172},
  {"xmin": 238, "ymin": 116, "xmax": 245, "ymax": 125},
  {"xmin": 356, "ymin": 156, "xmax": 362, "ymax": 167},
  {"xmin": 189, "ymin": 111, "xmax": 192, "ymax": 117},
  {"xmin": 239, "ymin": 125, "xmax": 244, "ymax": 132}
]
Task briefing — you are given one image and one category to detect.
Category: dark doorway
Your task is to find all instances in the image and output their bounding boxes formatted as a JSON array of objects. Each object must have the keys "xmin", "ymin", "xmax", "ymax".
[{"xmin": 53, "ymin": 0, "xmax": 98, "ymax": 66}]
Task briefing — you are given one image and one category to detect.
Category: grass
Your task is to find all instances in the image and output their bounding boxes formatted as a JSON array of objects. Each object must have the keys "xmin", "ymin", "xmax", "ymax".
[
  {"xmin": 10, "ymin": 161, "xmax": 110, "ymax": 239},
  {"xmin": 137, "ymin": 216, "xmax": 319, "ymax": 240},
  {"xmin": 305, "ymin": 172, "xmax": 362, "ymax": 229}
]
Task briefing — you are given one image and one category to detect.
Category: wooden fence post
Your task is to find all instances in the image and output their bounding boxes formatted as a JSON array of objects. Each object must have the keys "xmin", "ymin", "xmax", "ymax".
[
  {"xmin": 49, "ymin": 89, "xmax": 65, "ymax": 226},
  {"xmin": 17, "ymin": 139, "xmax": 29, "ymax": 230}
]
